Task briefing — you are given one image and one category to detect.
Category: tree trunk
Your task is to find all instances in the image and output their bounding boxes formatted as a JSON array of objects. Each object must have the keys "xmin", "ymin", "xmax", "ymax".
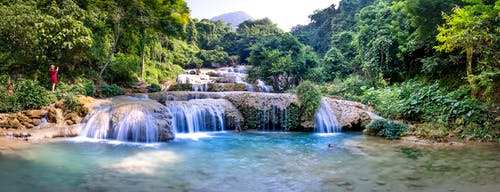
[
  {"xmin": 98, "ymin": 12, "xmax": 121, "ymax": 84},
  {"xmin": 141, "ymin": 49, "xmax": 145, "ymax": 79},
  {"xmin": 466, "ymin": 45, "xmax": 476, "ymax": 98}
]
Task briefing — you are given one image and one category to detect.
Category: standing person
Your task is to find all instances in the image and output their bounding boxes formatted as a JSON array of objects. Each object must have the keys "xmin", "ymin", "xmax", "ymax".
[{"xmin": 49, "ymin": 64, "xmax": 59, "ymax": 91}]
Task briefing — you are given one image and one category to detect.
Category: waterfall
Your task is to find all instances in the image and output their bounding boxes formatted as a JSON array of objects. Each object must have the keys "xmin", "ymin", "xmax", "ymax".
[
  {"xmin": 256, "ymin": 79, "xmax": 272, "ymax": 92},
  {"xmin": 78, "ymin": 96, "xmax": 173, "ymax": 143},
  {"xmin": 166, "ymin": 99, "xmax": 229, "ymax": 133},
  {"xmin": 314, "ymin": 98, "xmax": 341, "ymax": 133}
]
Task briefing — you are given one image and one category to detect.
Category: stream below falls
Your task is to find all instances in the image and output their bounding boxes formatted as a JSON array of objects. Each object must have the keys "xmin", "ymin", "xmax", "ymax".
[{"xmin": 0, "ymin": 132, "xmax": 499, "ymax": 192}]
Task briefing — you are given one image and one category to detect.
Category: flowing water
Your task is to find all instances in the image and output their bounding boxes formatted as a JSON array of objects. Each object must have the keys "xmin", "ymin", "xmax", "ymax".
[
  {"xmin": 315, "ymin": 98, "xmax": 341, "ymax": 133},
  {"xmin": 166, "ymin": 99, "xmax": 229, "ymax": 133},
  {"xmin": 0, "ymin": 132, "xmax": 498, "ymax": 192}
]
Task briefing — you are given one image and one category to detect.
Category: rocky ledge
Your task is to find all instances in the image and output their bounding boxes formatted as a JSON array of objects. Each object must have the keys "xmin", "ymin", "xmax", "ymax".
[{"xmin": 146, "ymin": 91, "xmax": 380, "ymax": 131}]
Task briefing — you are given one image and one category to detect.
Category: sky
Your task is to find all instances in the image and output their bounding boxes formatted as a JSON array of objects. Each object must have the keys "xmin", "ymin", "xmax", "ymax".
[{"xmin": 185, "ymin": 0, "xmax": 340, "ymax": 31}]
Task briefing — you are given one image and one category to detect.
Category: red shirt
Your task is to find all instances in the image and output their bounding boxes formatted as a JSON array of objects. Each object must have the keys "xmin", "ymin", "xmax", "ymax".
[{"xmin": 50, "ymin": 69, "xmax": 58, "ymax": 83}]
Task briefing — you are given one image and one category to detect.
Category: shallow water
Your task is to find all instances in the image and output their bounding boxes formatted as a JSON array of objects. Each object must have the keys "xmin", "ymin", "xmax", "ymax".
[{"xmin": 0, "ymin": 132, "xmax": 498, "ymax": 192}]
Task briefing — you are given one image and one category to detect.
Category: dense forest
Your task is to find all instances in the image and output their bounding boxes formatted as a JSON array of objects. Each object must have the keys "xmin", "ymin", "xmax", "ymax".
[{"xmin": 0, "ymin": 0, "xmax": 498, "ymax": 141}]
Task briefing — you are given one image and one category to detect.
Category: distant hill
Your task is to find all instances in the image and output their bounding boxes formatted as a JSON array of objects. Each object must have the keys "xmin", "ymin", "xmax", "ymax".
[{"xmin": 211, "ymin": 11, "xmax": 254, "ymax": 30}]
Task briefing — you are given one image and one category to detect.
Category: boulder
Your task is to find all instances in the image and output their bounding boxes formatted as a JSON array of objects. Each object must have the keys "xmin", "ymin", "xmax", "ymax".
[
  {"xmin": 24, "ymin": 110, "xmax": 48, "ymax": 119},
  {"xmin": 82, "ymin": 96, "xmax": 175, "ymax": 142},
  {"xmin": 64, "ymin": 112, "xmax": 82, "ymax": 124},
  {"xmin": 8, "ymin": 118, "xmax": 22, "ymax": 129},
  {"xmin": 47, "ymin": 107, "xmax": 64, "ymax": 124},
  {"xmin": 32, "ymin": 118, "xmax": 42, "ymax": 126},
  {"xmin": 324, "ymin": 98, "xmax": 381, "ymax": 130}
]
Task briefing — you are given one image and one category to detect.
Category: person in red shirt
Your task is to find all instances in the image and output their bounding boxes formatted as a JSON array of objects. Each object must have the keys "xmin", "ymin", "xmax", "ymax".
[{"xmin": 49, "ymin": 64, "xmax": 59, "ymax": 92}]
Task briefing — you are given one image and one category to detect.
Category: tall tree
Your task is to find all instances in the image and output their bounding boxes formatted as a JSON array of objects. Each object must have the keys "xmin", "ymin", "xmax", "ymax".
[{"xmin": 434, "ymin": 0, "xmax": 499, "ymax": 97}]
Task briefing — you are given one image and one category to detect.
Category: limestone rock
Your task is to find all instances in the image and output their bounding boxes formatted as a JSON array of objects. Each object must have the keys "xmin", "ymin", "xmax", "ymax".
[
  {"xmin": 82, "ymin": 96, "xmax": 175, "ymax": 142},
  {"xmin": 324, "ymin": 98, "xmax": 381, "ymax": 130},
  {"xmin": 32, "ymin": 118, "xmax": 42, "ymax": 126},
  {"xmin": 8, "ymin": 118, "xmax": 22, "ymax": 129},
  {"xmin": 64, "ymin": 112, "xmax": 82, "ymax": 124},
  {"xmin": 24, "ymin": 110, "xmax": 48, "ymax": 119}
]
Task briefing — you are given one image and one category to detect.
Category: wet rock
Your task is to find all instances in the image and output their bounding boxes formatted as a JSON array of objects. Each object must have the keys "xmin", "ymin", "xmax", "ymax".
[
  {"xmin": 406, "ymin": 176, "xmax": 420, "ymax": 180},
  {"xmin": 375, "ymin": 181, "xmax": 386, "ymax": 185},
  {"xmin": 84, "ymin": 96, "xmax": 175, "ymax": 141},
  {"xmin": 22, "ymin": 122, "xmax": 34, "ymax": 129},
  {"xmin": 65, "ymin": 120, "xmax": 74, "ymax": 125},
  {"xmin": 32, "ymin": 119, "xmax": 42, "ymax": 126},
  {"xmin": 407, "ymin": 182, "xmax": 425, "ymax": 188},
  {"xmin": 360, "ymin": 177, "xmax": 370, "ymax": 181},
  {"xmin": 9, "ymin": 118, "xmax": 22, "ymax": 129},
  {"xmin": 325, "ymin": 98, "xmax": 381, "ymax": 131},
  {"xmin": 336, "ymin": 181, "xmax": 351, "ymax": 186},
  {"xmin": 64, "ymin": 112, "xmax": 82, "ymax": 124}
]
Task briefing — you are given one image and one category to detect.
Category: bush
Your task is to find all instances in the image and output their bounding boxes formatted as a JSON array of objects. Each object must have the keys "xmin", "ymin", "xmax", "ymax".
[
  {"xmin": 105, "ymin": 53, "xmax": 140, "ymax": 84},
  {"xmin": 100, "ymin": 84, "xmax": 124, "ymax": 97},
  {"xmin": 0, "ymin": 79, "xmax": 56, "ymax": 112},
  {"xmin": 148, "ymin": 83, "xmax": 162, "ymax": 93},
  {"xmin": 70, "ymin": 78, "xmax": 96, "ymax": 96},
  {"xmin": 56, "ymin": 92, "xmax": 83, "ymax": 113},
  {"xmin": 327, "ymin": 75, "xmax": 367, "ymax": 101},
  {"xmin": 365, "ymin": 119, "xmax": 408, "ymax": 140},
  {"xmin": 296, "ymin": 80, "xmax": 322, "ymax": 118}
]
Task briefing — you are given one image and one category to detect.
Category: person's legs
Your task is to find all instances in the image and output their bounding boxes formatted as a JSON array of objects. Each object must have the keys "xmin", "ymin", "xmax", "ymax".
[{"xmin": 52, "ymin": 83, "xmax": 55, "ymax": 91}]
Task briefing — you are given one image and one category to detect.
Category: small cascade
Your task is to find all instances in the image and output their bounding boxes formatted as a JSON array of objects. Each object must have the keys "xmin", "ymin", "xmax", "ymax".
[
  {"xmin": 314, "ymin": 98, "xmax": 341, "ymax": 133},
  {"xmin": 167, "ymin": 99, "xmax": 237, "ymax": 133},
  {"xmin": 172, "ymin": 66, "xmax": 277, "ymax": 92},
  {"xmin": 176, "ymin": 73, "xmax": 212, "ymax": 92},
  {"xmin": 235, "ymin": 76, "xmax": 254, "ymax": 91},
  {"xmin": 192, "ymin": 83, "xmax": 208, "ymax": 92},
  {"xmin": 256, "ymin": 79, "xmax": 272, "ymax": 92},
  {"xmin": 78, "ymin": 96, "xmax": 173, "ymax": 142}
]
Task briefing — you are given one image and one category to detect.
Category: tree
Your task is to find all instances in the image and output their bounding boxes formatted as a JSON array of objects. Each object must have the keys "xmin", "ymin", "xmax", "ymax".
[
  {"xmin": 247, "ymin": 33, "xmax": 319, "ymax": 91},
  {"xmin": 355, "ymin": 0, "xmax": 412, "ymax": 83},
  {"xmin": 0, "ymin": 0, "xmax": 93, "ymax": 77},
  {"xmin": 434, "ymin": 0, "xmax": 499, "ymax": 97}
]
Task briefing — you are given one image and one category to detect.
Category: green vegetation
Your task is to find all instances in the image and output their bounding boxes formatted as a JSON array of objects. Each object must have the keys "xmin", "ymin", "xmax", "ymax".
[
  {"xmin": 0, "ymin": 78, "xmax": 56, "ymax": 112},
  {"xmin": 0, "ymin": 0, "xmax": 498, "ymax": 141},
  {"xmin": 293, "ymin": 0, "xmax": 498, "ymax": 141},
  {"xmin": 296, "ymin": 81, "xmax": 322, "ymax": 119},
  {"xmin": 365, "ymin": 119, "xmax": 409, "ymax": 140}
]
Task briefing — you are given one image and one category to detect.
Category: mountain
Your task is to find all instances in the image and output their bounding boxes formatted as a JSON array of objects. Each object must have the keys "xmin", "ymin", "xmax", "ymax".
[{"xmin": 211, "ymin": 11, "xmax": 254, "ymax": 30}]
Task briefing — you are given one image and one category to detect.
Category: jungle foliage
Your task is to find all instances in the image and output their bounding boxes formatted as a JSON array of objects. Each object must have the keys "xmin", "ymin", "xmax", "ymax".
[{"xmin": 0, "ymin": 0, "xmax": 498, "ymax": 141}]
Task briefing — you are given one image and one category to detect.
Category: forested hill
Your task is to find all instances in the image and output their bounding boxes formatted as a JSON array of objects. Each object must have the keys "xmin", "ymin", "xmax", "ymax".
[
  {"xmin": 211, "ymin": 11, "xmax": 254, "ymax": 30},
  {"xmin": 0, "ymin": 0, "xmax": 498, "ymax": 141}
]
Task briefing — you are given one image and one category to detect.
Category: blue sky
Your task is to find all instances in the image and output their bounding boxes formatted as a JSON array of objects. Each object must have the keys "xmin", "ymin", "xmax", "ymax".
[{"xmin": 185, "ymin": 0, "xmax": 340, "ymax": 31}]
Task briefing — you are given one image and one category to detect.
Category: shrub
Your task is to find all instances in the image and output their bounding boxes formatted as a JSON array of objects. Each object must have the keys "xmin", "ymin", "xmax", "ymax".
[
  {"xmin": 365, "ymin": 119, "xmax": 408, "ymax": 140},
  {"xmin": 296, "ymin": 80, "xmax": 322, "ymax": 118},
  {"xmin": 0, "ymin": 79, "xmax": 56, "ymax": 112},
  {"xmin": 56, "ymin": 92, "xmax": 83, "ymax": 113},
  {"xmin": 100, "ymin": 84, "xmax": 124, "ymax": 97},
  {"xmin": 327, "ymin": 75, "xmax": 367, "ymax": 101},
  {"xmin": 70, "ymin": 78, "xmax": 96, "ymax": 96},
  {"xmin": 105, "ymin": 53, "xmax": 140, "ymax": 84},
  {"xmin": 148, "ymin": 83, "xmax": 162, "ymax": 93}
]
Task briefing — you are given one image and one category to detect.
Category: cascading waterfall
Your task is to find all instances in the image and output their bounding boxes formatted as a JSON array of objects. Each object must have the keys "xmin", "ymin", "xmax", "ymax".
[
  {"xmin": 256, "ymin": 79, "xmax": 272, "ymax": 92},
  {"xmin": 78, "ymin": 96, "xmax": 173, "ymax": 142},
  {"xmin": 166, "ymin": 99, "xmax": 228, "ymax": 133},
  {"xmin": 314, "ymin": 98, "xmax": 341, "ymax": 133}
]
